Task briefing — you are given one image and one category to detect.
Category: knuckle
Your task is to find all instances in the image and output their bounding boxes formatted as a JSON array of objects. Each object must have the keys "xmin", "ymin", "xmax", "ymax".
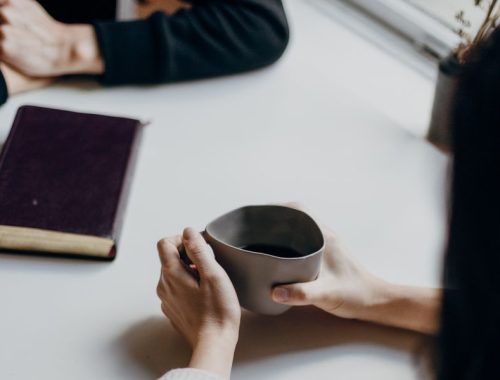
[
  {"xmin": 203, "ymin": 271, "xmax": 221, "ymax": 284},
  {"xmin": 160, "ymin": 302, "xmax": 169, "ymax": 316},
  {"xmin": 156, "ymin": 283, "xmax": 164, "ymax": 298},
  {"xmin": 292, "ymin": 287, "xmax": 308, "ymax": 301}
]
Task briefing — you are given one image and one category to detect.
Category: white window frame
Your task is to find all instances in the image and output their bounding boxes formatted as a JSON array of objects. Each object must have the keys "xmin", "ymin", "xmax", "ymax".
[{"xmin": 341, "ymin": 0, "xmax": 460, "ymax": 59}]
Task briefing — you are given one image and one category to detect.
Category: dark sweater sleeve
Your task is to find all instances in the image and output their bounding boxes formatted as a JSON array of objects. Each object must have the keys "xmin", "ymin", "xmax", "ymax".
[
  {"xmin": 0, "ymin": 71, "xmax": 8, "ymax": 106},
  {"xmin": 93, "ymin": 0, "xmax": 289, "ymax": 85}
]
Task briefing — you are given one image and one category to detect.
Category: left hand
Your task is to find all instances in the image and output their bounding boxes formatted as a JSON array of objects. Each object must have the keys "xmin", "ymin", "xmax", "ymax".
[
  {"xmin": 157, "ymin": 228, "xmax": 241, "ymax": 379},
  {"xmin": 271, "ymin": 205, "xmax": 441, "ymax": 335},
  {"xmin": 0, "ymin": 0, "xmax": 103, "ymax": 77}
]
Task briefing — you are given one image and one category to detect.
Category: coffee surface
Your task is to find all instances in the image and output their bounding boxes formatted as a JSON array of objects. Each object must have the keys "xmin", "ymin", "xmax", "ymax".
[{"xmin": 240, "ymin": 244, "xmax": 303, "ymax": 258}]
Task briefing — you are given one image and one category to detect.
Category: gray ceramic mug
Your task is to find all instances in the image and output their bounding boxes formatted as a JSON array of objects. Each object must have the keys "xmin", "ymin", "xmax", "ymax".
[{"xmin": 203, "ymin": 205, "xmax": 325, "ymax": 315}]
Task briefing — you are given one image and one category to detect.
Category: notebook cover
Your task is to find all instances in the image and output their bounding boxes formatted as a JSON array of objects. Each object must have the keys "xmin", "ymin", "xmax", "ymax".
[{"xmin": 0, "ymin": 105, "xmax": 143, "ymax": 259}]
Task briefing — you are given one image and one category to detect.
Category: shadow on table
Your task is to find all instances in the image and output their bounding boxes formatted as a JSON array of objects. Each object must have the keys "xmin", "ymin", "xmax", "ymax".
[
  {"xmin": 0, "ymin": 249, "xmax": 113, "ymax": 274},
  {"xmin": 52, "ymin": 77, "xmax": 162, "ymax": 93},
  {"xmin": 119, "ymin": 306, "xmax": 428, "ymax": 379},
  {"xmin": 53, "ymin": 77, "xmax": 102, "ymax": 92}
]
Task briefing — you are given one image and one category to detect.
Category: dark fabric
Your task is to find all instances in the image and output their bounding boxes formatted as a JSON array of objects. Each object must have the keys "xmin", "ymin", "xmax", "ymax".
[
  {"xmin": 94, "ymin": 0, "xmax": 289, "ymax": 85},
  {"xmin": 0, "ymin": 0, "xmax": 288, "ymax": 105},
  {"xmin": 0, "ymin": 71, "xmax": 7, "ymax": 106},
  {"xmin": 37, "ymin": 0, "xmax": 117, "ymax": 23},
  {"xmin": 438, "ymin": 29, "xmax": 500, "ymax": 380}
]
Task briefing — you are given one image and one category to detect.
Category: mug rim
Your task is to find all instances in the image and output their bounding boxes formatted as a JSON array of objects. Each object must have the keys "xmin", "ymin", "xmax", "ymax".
[{"xmin": 205, "ymin": 205, "xmax": 325, "ymax": 261}]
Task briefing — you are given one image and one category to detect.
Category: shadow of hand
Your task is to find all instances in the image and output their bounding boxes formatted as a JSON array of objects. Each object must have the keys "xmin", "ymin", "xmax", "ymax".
[{"xmin": 119, "ymin": 306, "xmax": 426, "ymax": 379}]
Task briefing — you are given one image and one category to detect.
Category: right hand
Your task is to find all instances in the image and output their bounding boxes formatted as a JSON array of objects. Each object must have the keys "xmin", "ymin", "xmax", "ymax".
[
  {"xmin": 272, "ymin": 227, "xmax": 387, "ymax": 320},
  {"xmin": 271, "ymin": 217, "xmax": 441, "ymax": 335}
]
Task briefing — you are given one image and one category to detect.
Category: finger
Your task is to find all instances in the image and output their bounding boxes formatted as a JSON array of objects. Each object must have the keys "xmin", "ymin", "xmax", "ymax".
[
  {"xmin": 157, "ymin": 238, "xmax": 183, "ymax": 271},
  {"xmin": 182, "ymin": 227, "xmax": 218, "ymax": 277},
  {"xmin": 0, "ymin": 25, "xmax": 37, "ymax": 63},
  {"xmin": 157, "ymin": 237, "xmax": 200, "ymax": 289},
  {"xmin": 272, "ymin": 281, "xmax": 322, "ymax": 306},
  {"xmin": 0, "ymin": 5, "xmax": 23, "ymax": 26}
]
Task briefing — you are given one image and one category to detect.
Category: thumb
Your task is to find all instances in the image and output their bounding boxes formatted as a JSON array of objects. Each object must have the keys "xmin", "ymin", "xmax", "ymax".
[{"xmin": 272, "ymin": 281, "xmax": 320, "ymax": 306}]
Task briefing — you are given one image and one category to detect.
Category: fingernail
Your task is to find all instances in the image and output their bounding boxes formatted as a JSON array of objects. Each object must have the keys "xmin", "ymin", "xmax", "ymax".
[{"xmin": 273, "ymin": 287, "xmax": 289, "ymax": 302}]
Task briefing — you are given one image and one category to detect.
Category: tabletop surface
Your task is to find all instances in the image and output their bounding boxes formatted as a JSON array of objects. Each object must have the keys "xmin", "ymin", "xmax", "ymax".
[{"xmin": 0, "ymin": 1, "xmax": 448, "ymax": 379}]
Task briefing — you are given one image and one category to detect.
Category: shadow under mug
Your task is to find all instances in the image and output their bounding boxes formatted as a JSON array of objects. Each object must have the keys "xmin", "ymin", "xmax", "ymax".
[{"xmin": 203, "ymin": 205, "xmax": 325, "ymax": 315}]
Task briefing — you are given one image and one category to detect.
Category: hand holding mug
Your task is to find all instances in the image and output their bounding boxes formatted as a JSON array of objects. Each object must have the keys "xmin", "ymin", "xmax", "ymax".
[
  {"xmin": 272, "ymin": 223, "xmax": 441, "ymax": 335},
  {"xmin": 272, "ymin": 227, "xmax": 387, "ymax": 319},
  {"xmin": 156, "ymin": 228, "xmax": 240, "ymax": 379}
]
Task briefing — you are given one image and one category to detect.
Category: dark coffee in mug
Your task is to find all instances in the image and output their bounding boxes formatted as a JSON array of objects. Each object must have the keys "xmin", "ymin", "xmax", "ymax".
[{"xmin": 240, "ymin": 244, "xmax": 303, "ymax": 258}]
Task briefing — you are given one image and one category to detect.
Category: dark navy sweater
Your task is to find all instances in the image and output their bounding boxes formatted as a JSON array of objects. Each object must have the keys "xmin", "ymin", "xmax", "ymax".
[{"xmin": 0, "ymin": 0, "xmax": 289, "ymax": 104}]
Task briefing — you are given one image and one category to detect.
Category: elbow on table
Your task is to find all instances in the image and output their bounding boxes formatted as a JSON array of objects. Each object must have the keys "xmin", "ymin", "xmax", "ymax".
[{"xmin": 249, "ymin": 14, "xmax": 290, "ymax": 70}]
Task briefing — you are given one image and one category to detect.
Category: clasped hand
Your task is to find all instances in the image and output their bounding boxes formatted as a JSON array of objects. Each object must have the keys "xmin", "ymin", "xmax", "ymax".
[{"xmin": 0, "ymin": 0, "xmax": 102, "ymax": 94}]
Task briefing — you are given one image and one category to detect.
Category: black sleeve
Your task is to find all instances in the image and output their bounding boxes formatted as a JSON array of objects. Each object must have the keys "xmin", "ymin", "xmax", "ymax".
[
  {"xmin": 93, "ymin": 0, "xmax": 289, "ymax": 85},
  {"xmin": 0, "ymin": 71, "xmax": 8, "ymax": 106}
]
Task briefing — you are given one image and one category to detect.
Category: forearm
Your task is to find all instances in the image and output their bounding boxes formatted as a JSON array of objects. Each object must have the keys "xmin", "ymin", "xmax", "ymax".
[
  {"xmin": 189, "ymin": 329, "xmax": 238, "ymax": 379},
  {"xmin": 363, "ymin": 282, "xmax": 442, "ymax": 335},
  {"xmin": 94, "ymin": 0, "xmax": 289, "ymax": 85}
]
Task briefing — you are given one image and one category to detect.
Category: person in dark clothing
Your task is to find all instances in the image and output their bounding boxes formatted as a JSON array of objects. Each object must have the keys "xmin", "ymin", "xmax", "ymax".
[
  {"xmin": 437, "ymin": 27, "xmax": 500, "ymax": 380},
  {"xmin": 0, "ymin": 0, "xmax": 289, "ymax": 105}
]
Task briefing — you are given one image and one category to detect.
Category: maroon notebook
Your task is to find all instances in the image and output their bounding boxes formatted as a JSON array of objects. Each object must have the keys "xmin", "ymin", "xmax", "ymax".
[{"xmin": 0, "ymin": 105, "xmax": 143, "ymax": 260}]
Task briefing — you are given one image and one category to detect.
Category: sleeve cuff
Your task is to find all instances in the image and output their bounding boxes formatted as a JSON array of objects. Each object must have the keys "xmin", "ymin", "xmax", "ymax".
[
  {"xmin": 93, "ymin": 12, "xmax": 166, "ymax": 85},
  {"xmin": 158, "ymin": 368, "xmax": 225, "ymax": 380},
  {"xmin": 0, "ymin": 70, "xmax": 9, "ymax": 105}
]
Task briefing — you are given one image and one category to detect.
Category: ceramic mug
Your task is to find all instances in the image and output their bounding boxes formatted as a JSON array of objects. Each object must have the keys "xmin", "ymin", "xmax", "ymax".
[{"xmin": 203, "ymin": 205, "xmax": 325, "ymax": 315}]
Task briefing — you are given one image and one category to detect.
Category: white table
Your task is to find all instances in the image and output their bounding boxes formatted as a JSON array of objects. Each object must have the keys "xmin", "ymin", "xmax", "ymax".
[{"xmin": 0, "ymin": 1, "xmax": 448, "ymax": 379}]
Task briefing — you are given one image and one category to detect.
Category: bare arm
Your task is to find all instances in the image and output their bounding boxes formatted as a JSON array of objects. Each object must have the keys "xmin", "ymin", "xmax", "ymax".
[
  {"xmin": 357, "ymin": 282, "xmax": 441, "ymax": 334},
  {"xmin": 272, "ymin": 228, "xmax": 442, "ymax": 335}
]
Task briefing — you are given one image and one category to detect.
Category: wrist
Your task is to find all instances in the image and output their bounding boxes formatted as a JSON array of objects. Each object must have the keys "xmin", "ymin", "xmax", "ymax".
[
  {"xmin": 197, "ymin": 324, "xmax": 239, "ymax": 349},
  {"xmin": 189, "ymin": 326, "xmax": 239, "ymax": 379},
  {"xmin": 59, "ymin": 24, "xmax": 104, "ymax": 75},
  {"xmin": 362, "ymin": 280, "xmax": 442, "ymax": 334}
]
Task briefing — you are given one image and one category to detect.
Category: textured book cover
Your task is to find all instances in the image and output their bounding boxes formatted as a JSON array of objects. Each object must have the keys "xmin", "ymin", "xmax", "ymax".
[{"xmin": 0, "ymin": 105, "xmax": 143, "ymax": 259}]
